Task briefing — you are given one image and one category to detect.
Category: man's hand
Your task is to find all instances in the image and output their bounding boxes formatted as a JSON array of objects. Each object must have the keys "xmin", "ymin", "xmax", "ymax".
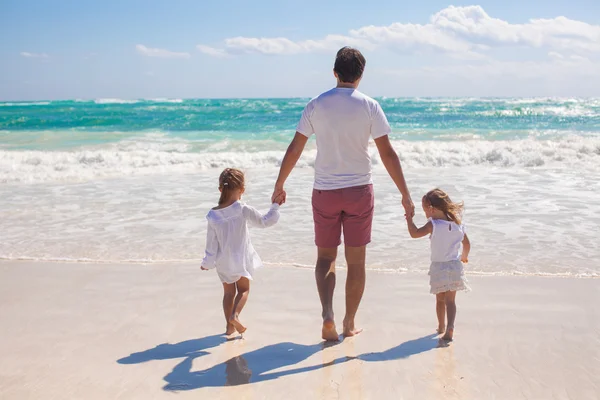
[
  {"xmin": 271, "ymin": 185, "xmax": 286, "ymax": 205},
  {"xmin": 402, "ymin": 196, "xmax": 415, "ymax": 219},
  {"xmin": 200, "ymin": 266, "xmax": 208, "ymax": 271},
  {"xmin": 272, "ymin": 191, "xmax": 285, "ymax": 205},
  {"xmin": 461, "ymin": 255, "xmax": 469, "ymax": 263}
]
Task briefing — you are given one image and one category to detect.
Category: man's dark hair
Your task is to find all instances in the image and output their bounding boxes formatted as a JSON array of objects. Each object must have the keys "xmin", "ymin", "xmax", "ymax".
[{"xmin": 334, "ymin": 47, "xmax": 366, "ymax": 83}]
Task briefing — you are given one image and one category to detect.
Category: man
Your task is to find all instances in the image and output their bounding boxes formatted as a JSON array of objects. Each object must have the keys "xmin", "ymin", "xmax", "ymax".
[{"xmin": 271, "ymin": 47, "xmax": 414, "ymax": 341}]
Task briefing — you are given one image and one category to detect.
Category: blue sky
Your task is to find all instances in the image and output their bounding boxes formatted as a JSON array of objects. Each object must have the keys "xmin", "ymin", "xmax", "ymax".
[{"xmin": 1, "ymin": 0, "xmax": 600, "ymax": 100}]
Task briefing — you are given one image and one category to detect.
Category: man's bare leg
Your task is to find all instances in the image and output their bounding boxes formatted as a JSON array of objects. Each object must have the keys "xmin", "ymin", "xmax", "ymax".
[
  {"xmin": 222, "ymin": 283, "xmax": 236, "ymax": 335},
  {"xmin": 316, "ymin": 247, "xmax": 339, "ymax": 341},
  {"xmin": 436, "ymin": 292, "xmax": 446, "ymax": 334},
  {"xmin": 343, "ymin": 245, "xmax": 366, "ymax": 337}
]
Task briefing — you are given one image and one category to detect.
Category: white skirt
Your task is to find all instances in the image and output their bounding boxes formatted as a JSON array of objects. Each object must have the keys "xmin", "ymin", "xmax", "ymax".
[
  {"xmin": 216, "ymin": 265, "xmax": 255, "ymax": 284},
  {"xmin": 428, "ymin": 260, "xmax": 471, "ymax": 294}
]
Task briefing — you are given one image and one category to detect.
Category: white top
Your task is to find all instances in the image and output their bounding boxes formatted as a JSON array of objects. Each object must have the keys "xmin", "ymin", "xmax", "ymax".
[
  {"xmin": 429, "ymin": 218, "xmax": 466, "ymax": 262},
  {"xmin": 201, "ymin": 201, "xmax": 280, "ymax": 284},
  {"xmin": 296, "ymin": 88, "xmax": 392, "ymax": 190}
]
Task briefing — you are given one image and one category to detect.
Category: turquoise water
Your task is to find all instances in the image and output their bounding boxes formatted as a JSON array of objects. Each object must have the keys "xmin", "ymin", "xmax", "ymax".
[
  {"xmin": 1, "ymin": 98, "xmax": 600, "ymax": 151},
  {"xmin": 1, "ymin": 97, "xmax": 599, "ymax": 183}
]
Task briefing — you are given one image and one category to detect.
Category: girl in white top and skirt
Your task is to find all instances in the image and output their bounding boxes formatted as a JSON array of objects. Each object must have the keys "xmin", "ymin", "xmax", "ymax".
[
  {"xmin": 201, "ymin": 168, "xmax": 282, "ymax": 335},
  {"xmin": 405, "ymin": 188, "xmax": 471, "ymax": 342}
]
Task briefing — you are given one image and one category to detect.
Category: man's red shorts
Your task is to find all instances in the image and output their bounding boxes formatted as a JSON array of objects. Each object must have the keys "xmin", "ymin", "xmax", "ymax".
[{"xmin": 311, "ymin": 184, "xmax": 374, "ymax": 248}]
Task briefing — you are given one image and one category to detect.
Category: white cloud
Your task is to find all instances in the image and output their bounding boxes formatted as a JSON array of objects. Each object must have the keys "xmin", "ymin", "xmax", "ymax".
[
  {"xmin": 197, "ymin": 5, "xmax": 600, "ymax": 58},
  {"xmin": 196, "ymin": 45, "xmax": 229, "ymax": 58},
  {"xmin": 136, "ymin": 44, "xmax": 190, "ymax": 59},
  {"xmin": 219, "ymin": 34, "xmax": 374, "ymax": 55},
  {"xmin": 380, "ymin": 56, "xmax": 599, "ymax": 85},
  {"xmin": 548, "ymin": 51, "xmax": 564, "ymax": 59},
  {"xmin": 20, "ymin": 52, "xmax": 49, "ymax": 58},
  {"xmin": 372, "ymin": 55, "xmax": 600, "ymax": 97},
  {"xmin": 568, "ymin": 54, "xmax": 589, "ymax": 63}
]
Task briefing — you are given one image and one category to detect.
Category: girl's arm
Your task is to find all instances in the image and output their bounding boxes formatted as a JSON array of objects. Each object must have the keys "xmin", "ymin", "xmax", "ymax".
[
  {"xmin": 461, "ymin": 233, "xmax": 470, "ymax": 263},
  {"xmin": 242, "ymin": 203, "xmax": 280, "ymax": 228},
  {"xmin": 200, "ymin": 223, "xmax": 219, "ymax": 270},
  {"xmin": 406, "ymin": 216, "xmax": 433, "ymax": 238}
]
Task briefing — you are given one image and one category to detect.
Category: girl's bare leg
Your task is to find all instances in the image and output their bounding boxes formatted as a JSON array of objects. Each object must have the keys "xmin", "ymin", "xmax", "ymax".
[
  {"xmin": 229, "ymin": 277, "xmax": 250, "ymax": 334},
  {"xmin": 435, "ymin": 292, "xmax": 446, "ymax": 334},
  {"xmin": 223, "ymin": 283, "xmax": 236, "ymax": 335},
  {"xmin": 442, "ymin": 291, "xmax": 457, "ymax": 341}
]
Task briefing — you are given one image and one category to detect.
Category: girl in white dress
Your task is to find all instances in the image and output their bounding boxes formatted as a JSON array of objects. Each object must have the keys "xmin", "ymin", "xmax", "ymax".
[
  {"xmin": 405, "ymin": 188, "xmax": 471, "ymax": 342},
  {"xmin": 201, "ymin": 168, "xmax": 282, "ymax": 335}
]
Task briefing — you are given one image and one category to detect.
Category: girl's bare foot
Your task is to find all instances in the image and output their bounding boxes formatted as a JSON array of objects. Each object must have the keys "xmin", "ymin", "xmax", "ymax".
[
  {"xmin": 230, "ymin": 314, "xmax": 247, "ymax": 334},
  {"xmin": 342, "ymin": 318, "xmax": 363, "ymax": 337},
  {"xmin": 225, "ymin": 323, "xmax": 236, "ymax": 336},
  {"xmin": 441, "ymin": 327, "xmax": 454, "ymax": 342},
  {"xmin": 436, "ymin": 325, "xmax": 445, "ymax": 335},
  {"xmin": 322, "ymin": 319, "xmax": 339, "ymax": 341}
]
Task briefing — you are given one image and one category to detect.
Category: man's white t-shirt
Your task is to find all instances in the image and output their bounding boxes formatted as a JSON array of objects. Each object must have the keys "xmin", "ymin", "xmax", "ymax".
[{"xmin": 296, "ymin": 87, "xmax": 392, "ymax": 190}]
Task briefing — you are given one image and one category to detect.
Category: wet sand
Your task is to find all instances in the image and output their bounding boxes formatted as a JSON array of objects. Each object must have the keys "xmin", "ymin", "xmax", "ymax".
[{"xmin": 0, "ymin": 261, "xmax": 598, "ymax": 399}]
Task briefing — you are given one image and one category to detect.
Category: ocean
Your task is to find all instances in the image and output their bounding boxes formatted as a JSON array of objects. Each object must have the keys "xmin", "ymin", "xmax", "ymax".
[{"xmin": 1, "ymin": 97, "xmax": 599, "ymax": 277}]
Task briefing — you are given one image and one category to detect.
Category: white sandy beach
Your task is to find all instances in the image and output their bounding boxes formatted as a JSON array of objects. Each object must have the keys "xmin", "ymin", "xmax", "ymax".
[{"xmin": 0, "ymin": 261, "xmax": 598, "ymax": 399}]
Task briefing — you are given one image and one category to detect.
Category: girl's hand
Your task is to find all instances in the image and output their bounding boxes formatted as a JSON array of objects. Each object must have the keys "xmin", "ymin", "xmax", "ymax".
[
  {"xmin": 272, "ymin": 185, "xmax": 286, "ymax": 205},
  {"xmin": 273, "ymin": 193, "xmax": 285, "ymax": 205},
  {"xmin": 461, "ymin": 255, "xmax": 468, "ymax": 263},
  {"xmin": 201, "ymin": 266, "xmax": 208, "ymax": 271}
]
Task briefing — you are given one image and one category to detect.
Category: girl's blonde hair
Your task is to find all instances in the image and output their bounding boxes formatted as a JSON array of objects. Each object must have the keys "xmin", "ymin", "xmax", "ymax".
[
  {"xmin": 423, "ymin": 188, "xmax": 464, "ymax": 225},
  {"xmin": 218, "ymin": 168, "xmax": 245, "ymax": 205}
]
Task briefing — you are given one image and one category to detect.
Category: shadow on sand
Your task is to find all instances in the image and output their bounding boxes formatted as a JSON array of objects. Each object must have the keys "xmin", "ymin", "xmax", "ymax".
[
  {"xmin": 117, "ymin": 334, "xmax": 227, "ymax": 365},
  {"xmin": 118, "ymin": 333, "xmax": 440, "ymax": 391},
  {"xmin": 162, "ymin": 341, "xmax": 340, "ymax": 391}
]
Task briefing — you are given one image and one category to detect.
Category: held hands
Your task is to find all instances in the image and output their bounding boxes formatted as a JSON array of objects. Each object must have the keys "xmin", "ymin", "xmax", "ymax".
[
  {"xmin": 272, "ymin": 192, "xmax": 285, "ymax": 206},
  {"xmin": 271, "ymin": 184, "xmax": 286, "ymax": 205},
  {"xmin": 402, "ymin": 196, "xmax": 415, "ymax": 219}
]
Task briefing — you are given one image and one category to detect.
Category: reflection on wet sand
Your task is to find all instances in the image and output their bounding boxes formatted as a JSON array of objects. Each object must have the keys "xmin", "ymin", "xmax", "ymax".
[
  {"xmin": 225, "ymin": 339, "xmax": 253, "ymax": 393},
  {"xmin": 225, "ymin": 355, "xmax": 252, "ymax": 385},
  {"xmin": 431, "ymin": 342, "xmax": 467, "ymax": 399},
  {"xmin": 318, "ymin": 340, "xmax": 340, "ymax": 399},
  {"xmin": 342, "ymin": 338, "xmax": 364, "ymax": 400}
]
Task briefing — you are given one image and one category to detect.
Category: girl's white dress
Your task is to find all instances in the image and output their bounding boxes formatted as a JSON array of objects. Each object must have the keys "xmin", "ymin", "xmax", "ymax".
[
  {"xmin": 201, "ymin": 201, "xmax": 280, "ymax": 284},
  {"xmin": 428, "ymin": 218, "xmax": 470, "ymax": 294}
]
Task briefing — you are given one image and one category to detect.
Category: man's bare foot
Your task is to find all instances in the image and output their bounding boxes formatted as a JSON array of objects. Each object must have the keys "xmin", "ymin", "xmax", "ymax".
[
  {"xmin": 322, "ymin": 319, "xmax": 339, "ymax": 341},
  {"xmin": 225, "ymin": 323, "xmax": 236, "ymax": 336},
  {"xmin": 436, "ymin": 325, "xmax": 445, "ymax": 335},
  {"xmin": 342, "ymin": 319, "xmax": 363, "ymax": 337},
  {"xmin": 230, "ymin": 315, "xmax": 247, "ymax": 334},
  {"xmin": 441, "ymin": 327, "xmax": 454, "ymax": 342}
]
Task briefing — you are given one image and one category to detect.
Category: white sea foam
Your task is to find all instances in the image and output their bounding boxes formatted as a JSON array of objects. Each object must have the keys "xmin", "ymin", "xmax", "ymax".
[
  {"xmin": 147, "ymin": 98, "xmax": 184, "ymax": 103},
  {"xmin": 0, "ymin": 101, "xmax": 51, "ymax": 107},
  {"xmin": 478, "ymin": 106, "xmax": 599, "ymax": 117},
  {"xmin": 1, "ymin": 137, "xmax": 598, "ymax": 183},
  {"xmin": 94, "ymin": 98, "xmax": 139, "ymax": 104},
  {"xmin": 0, "ymin": 254, "xmax": 594, "ymax": 278}
]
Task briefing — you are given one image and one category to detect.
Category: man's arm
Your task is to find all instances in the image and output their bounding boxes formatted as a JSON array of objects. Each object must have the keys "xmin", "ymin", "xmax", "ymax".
[
  {"xmin": 271, "ymin": 132, "xmax": 309, "ymax": 204},
  {"xmin": 374, "ymin": 135, "xmax": 414, "ymax": 214}
]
